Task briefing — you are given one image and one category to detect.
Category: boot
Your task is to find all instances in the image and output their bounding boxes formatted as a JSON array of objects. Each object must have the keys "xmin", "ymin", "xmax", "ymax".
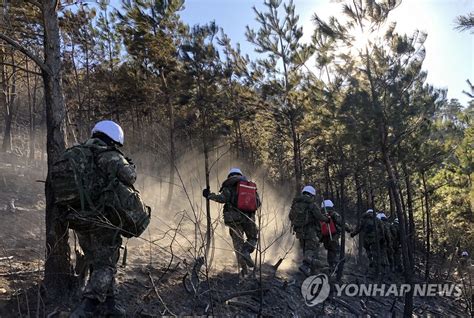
[
  {"xmin": 240, "ymin": 267, "xmax": 248, "ymax": 278},
  {"xmin": 99, "ymin": 296, "xmax": 126, "ymax": 317},
  {"xmin": 70, "ymin": 298, "xmax": 99, "ymax": 318},
  {"xmin": 240, "ymin": 247, "xmax": 255, "ymax": 268},
  {"xmin": 241, "ymin": 252, "xmax": 254, "ymax": 268}
]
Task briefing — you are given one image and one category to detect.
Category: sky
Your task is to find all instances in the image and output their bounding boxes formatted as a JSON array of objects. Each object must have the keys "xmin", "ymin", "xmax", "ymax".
[{"xmin": 177, "ymin": 0, "xmax": 474, "ymax": 106}]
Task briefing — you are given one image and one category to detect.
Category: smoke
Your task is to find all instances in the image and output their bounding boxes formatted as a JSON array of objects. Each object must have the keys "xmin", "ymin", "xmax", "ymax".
[
  {"xmin": 130, "ymin": 146, "xmax": 301, "ymax": 272},
  {"xmin": 128, "ymin": 145, "xmax": 361, "ymax": 274}
]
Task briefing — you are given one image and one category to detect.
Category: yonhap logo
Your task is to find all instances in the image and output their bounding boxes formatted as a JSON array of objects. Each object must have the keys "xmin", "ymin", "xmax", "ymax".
[
  {"xmin": 300, "ymin": 278, "xmax": 463, "ymax": 307},
  {"xmin": 301, "ymin": 274, "xmax": 331, "ymax": 306}
]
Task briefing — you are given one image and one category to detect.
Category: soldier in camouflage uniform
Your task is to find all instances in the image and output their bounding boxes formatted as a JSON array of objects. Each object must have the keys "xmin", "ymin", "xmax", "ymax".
[
  {"xmin": 390, "ymin": 218, "xmax": 402, "ymax": 272},
  {"xmin": 376, "ymin": 212, "xmax": 392, "ymax": 272},
  {"xmin": 320, "ymin": 200, "xmax": 351, "ymax": 270},
  {"xmin": 289, "ymin": 186, "xmax": 329, "ymax": 276},
  {"xmin": 69, "ymin": 121, "xmax": 136, "ymax": 318},
  {"xmin": 351, "ymin": 209, "xmax": 385, "ymax": 269},
  {"xmin": 203, "ymin": 168, "xmax": 260, "ymax": 277}
]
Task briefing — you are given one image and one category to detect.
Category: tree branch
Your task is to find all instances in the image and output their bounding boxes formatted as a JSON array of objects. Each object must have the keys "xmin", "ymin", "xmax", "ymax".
[
  {"xmin": 0, "ymin": 33, "xmax": 49, "ymax": 75},
  {"xmin": 0, "ymin": 61, "xmax": 42, "ymax": 76}
]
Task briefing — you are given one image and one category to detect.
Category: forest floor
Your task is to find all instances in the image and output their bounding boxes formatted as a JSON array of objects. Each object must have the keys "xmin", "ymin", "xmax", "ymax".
[{"xmin": 0, "ymin": 157, "xmax": 471, "ymax": 317}]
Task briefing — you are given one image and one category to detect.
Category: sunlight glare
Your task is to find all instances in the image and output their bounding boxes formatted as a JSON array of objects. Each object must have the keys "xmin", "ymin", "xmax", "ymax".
[{"xmin": 352, "ymin": 28, "xmax": 372, "ymax": 53}]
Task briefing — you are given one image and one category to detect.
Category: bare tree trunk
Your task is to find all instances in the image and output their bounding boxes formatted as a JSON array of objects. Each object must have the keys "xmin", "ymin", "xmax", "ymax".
[
  {"xmin": 161, "ymin": 72, "xmax": 175, "ymax": 209},
  {"xmin": 203, "ymin": 132, "xmax": 211, "ymax": 258},
  {"xmin": 337, "ymin": 172, "xmax": 346, "ymax": 281},
  {"xmin": 403, "ymin": 163, "xmax": 416, "ymax": 271},
  {"xmin": 324, "ymin": 161, "xmax": 330, "ymax": 198},
  {"xmin": 26, "ymin": 60, "xmax": 38, "ymax": 162},
  {"xmin": 1, "ymin": 53, "xmax": 15, "ymax": 153},
  {"xmin": 41, "ymin": 0, "xmax": 71, "ymax": 297},
  {"xmin": 382, "ymin": 151, "xmax": 413, "ymax": 315},
  {"xmin": 388, "ymin": 185, "xmax": 395, "ymax": 218},
  {"xmin": 421, "ymin": 196, "xmax": 426, "ymax": 251},
  {"xmin": 290, "ymin": 120, "xmax": 301, "ymax": 192},
  {"xmin": 237, "ymin": 120, "xmax": 244, "ymax": 156},
  {"xmin": 355, "ymin": 172, "xmax": 363, "ymax": 262},
  {"xmin": 422, "ymin": 170, "xmax": 431, "ymax": 282}
]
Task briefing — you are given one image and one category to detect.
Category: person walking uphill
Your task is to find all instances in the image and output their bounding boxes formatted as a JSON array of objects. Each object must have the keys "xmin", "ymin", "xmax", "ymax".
[
  {"xmin": 203, "ymin": 168, "xmax": 261, "ymax": 277},
  {"xmin": 320, "ymin": 200, "xmax": 351, "ymax": 271},
  {"xmin": 289, "ymin": 186, "xmax": 329, "ymax": 276},
  {"xmin": 377, "ymin": 212, "xmax": 392, "ymax": 273},
  {"xmin": 51, "ymin": 120, "xmax": 151, "ymax": 317},
  {"xmin": 351, "ymin": 209, "xmax": 384, "ymax": 270}
]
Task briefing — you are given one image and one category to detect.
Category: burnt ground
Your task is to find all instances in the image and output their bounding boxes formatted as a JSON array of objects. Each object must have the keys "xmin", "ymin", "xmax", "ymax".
[{"xmin": 0, "ymin": 158, "xmax": 472, "ymax": 317}]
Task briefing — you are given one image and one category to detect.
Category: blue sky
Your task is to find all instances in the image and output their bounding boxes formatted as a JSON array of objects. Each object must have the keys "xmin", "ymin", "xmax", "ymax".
[{"xmin": 177, "ymin": 0, "xmax": 473, "ymax": 106}]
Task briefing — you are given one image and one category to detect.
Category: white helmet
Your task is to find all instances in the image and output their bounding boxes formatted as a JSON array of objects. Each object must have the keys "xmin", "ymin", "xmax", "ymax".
[
  {"xmin": 302, "ymin": 185, "xmax": 316, "ymax": 196},
  {"xmin": 92, "ymin": 120, "xmax": 124, "ymax": 146},
  {"xmin": 393, "ymin": 218, "xmax": 399, "ymax": 224},
  {"xmin": 376, "ymin": 212, "xmax": 387, "ymax": 220},
  {"xmin": 228, "ymin": 168, "xmax": 243, "ymax": 176},
  {"xmin": 461, "ymin": 251, "xmax": 469, "ymax": 257},
  {"xmin": 321, "ymin": 199, "xmax": 334, "ymax": 208},
  {"xmin": 366, "ymin": 209, "xmax": 374, "ymax": 214}
]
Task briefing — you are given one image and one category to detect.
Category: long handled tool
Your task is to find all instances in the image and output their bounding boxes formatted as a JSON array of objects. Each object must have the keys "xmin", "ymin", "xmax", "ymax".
[{"xmin": 321, "ymin": 198, "xmax": 333, "ymax": 241}]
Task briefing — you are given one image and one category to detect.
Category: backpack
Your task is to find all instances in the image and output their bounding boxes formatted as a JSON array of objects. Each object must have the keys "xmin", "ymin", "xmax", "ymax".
[
  {"xmin": 289, "ymin": 198, "xmax": 310, "ymax": 228},
  {"xmin": 51, "ymin": 143, "xmax": 151, "ymax": 237},
  {"xmin": 320, "ymin": 217, "xmax": 337, "ymax": 237},
  {"xmin": 104, "ymin": 181, "xmax": 151, "ymax": 238},
  {"xmin": 51, "ymin": 144, "xmax": 110, "ymax": 211},
  {"xmin": 362, "ymin": 216, "xmax": 377, "ymax": 239},
  {"xmin": 236, "ymin": 180, "xmax": 258, "ymax": 212}
]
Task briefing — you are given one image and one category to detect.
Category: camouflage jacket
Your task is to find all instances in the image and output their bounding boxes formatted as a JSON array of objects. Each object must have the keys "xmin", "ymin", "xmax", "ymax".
[
  {"xmin": 289, "ymin": 194, "xmax": 329, "ymax": 234},
  {"xmin": 381, "ymin": 219, "xmax": 393, "ymax": 246},
  {"xmin": 85, "ymin": 138, "xmax": 136, "ymax": 187},
  {"xmin": 352, "ymin": 213, "xmax": 384, "ymax": 241},
  {"xmin": 390, "ymin": 222, "xmax": 401, "ymax": 247},
  {"xmin": 208, "ymin": 175, "xmax": 261, "ymax": 213}
]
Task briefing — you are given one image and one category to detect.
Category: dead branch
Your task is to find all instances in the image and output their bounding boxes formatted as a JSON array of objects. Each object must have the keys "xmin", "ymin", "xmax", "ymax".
[
  {"xmin": 330, "ymin": 297, "xmax": 362, "ymax": 316},
  {"xmin": 0, "ymin": 269, "xmax": 43, "ymax": 276},
  {"xmin": 147, "ymin": 271, "xmax": 176, "ymax": 317},
  {"xmin": 213, "ymin": 288, "xmax": 270, "ymax": 303},
  {"xmin": 0, "ymin": 33, "xmax": 49, "ymax": 75},
  {"xmin": 226, "ymin": 300, "xmax": 260, "ymax": 313}
]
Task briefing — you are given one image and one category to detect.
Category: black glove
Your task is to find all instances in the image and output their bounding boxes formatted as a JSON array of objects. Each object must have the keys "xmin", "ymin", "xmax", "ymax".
[
  {"xmin": 350, "ymin": 232, "xmax": 356, "ymax": 238},
  {"xmin": 202, "ymin": 188, "xmax": 210, "ymax": 198}
]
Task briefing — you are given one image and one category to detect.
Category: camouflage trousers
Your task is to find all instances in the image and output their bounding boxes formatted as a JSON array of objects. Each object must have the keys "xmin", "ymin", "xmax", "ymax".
[
  {"xmin": 76, "ymin": 229, "xmax": 122, "ymax": 303},
  {"xmin": 227, "ymin": 212, "xmax": 257, "ymax": 272},
  {"xmin": 391, "ymin": 244, "xmax": 402, "ymax": 271},
  {"xmin": 298, "ymin": 236, "xmax": 320, "ymax": 267},
  {"xmin": 363, "ymin": 239, "xmax": 388, "ymax": 269},
  {"xmin": 379, "ymin": 240, "xmax": 390, "ymax": 268},
  {"xmin": 320, "ymin": 234, "xmax": 340, "ymax": 268},
  {"xmin": 363, "ymin": 239, "xmax": 376, "ymax": 267},
  {"xmin": 294, "ymin": 225, "xmax": 322, "ymax": 268}
]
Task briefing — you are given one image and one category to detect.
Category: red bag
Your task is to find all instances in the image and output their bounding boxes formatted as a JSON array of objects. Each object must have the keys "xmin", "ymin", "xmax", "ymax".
[
  {"xmin": 236, "ymin": 180, "xmax": 258, "ymax": 212},
  {"xmin": 321, "ymin": 217, "xmax": 337, "ymax": 237}
]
